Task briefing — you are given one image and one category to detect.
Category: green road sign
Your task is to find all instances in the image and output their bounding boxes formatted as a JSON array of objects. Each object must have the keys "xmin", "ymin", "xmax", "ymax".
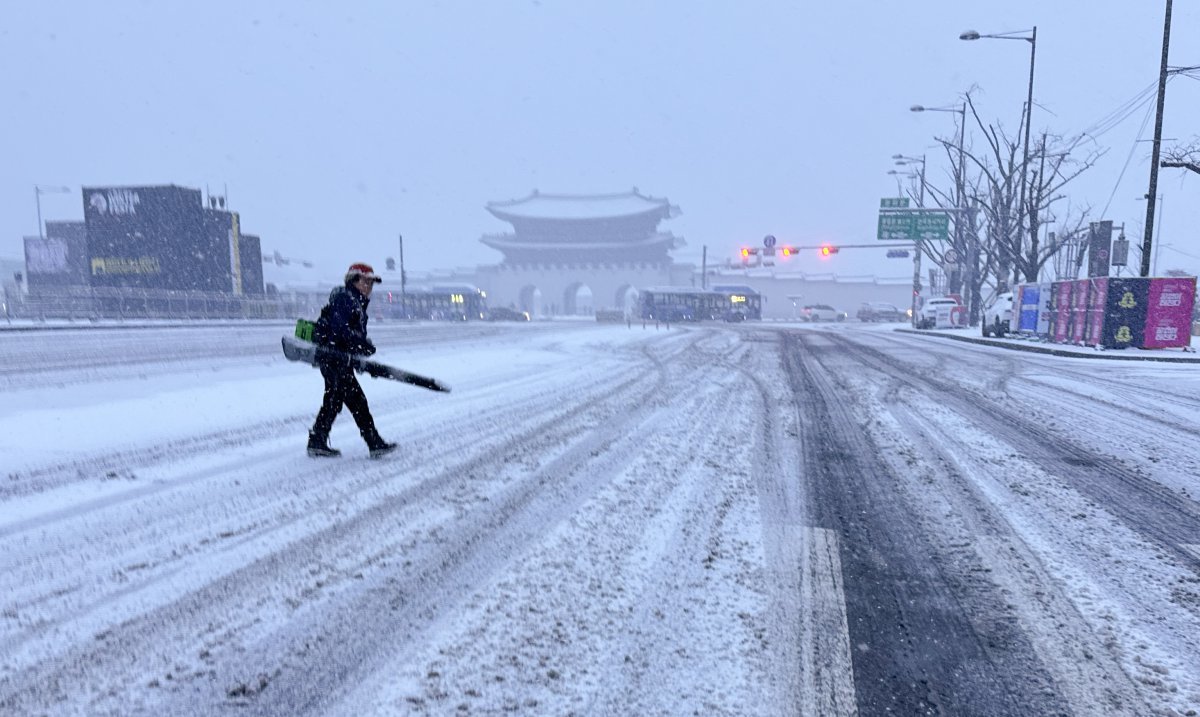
[
  {"xmin": 914, "ymin": 212, "xmax": 949, "ymax": 241},
  {"xmin": 877, "ymin": 213, "xmax": 913, "ymax": 240},
  {"xmin": 880, "ymin": 197, "xmax": 910, "ymax": 209},
  {"xmin": 876, "ymin": 210, "xmax": 950, "ymax": 241}
]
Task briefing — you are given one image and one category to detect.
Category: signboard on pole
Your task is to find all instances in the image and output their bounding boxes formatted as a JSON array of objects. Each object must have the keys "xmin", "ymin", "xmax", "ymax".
[
  {"xmin": 914, "ymin": 212, "xmax": 950, "ymax": 241},
  {"xmin": 876, "ymin": 210, "xmax": 950, "ymax": 241},
  {"xmin": 1087, "ymin": 220, "xmax": 1114, "ymax": 278},
  {"xmin": 877, "ymin": 213, "xmax": 913, "ymax": 240}
]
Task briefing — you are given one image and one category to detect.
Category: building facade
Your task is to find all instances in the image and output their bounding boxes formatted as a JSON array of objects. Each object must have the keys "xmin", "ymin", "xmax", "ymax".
[{"xmin": 474, "ymin": 189, "xmax": 691, "ymax": 316}]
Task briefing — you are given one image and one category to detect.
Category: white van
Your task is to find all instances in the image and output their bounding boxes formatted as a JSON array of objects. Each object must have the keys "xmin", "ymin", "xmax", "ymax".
[{"xmin": 980, "ymin": 292, "xmax": 1014, "ymax": 337}]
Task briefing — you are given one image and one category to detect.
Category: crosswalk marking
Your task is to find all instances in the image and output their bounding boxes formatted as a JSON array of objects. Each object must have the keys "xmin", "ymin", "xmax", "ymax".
[{"xmin": 801, "ymin": 527, "xmax": 858, "ymax": 716}]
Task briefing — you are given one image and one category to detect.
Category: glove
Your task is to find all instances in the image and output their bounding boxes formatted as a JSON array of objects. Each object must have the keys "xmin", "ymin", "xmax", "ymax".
[{"xmin": 362, "ymin": 341, "xmax": 377, "ymax": 357}]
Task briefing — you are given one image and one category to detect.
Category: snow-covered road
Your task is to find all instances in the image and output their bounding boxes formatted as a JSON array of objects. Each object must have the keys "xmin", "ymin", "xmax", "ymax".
[{"xmin": 1, "ymin": 321, "xmax": 1198, "ymax": 716}]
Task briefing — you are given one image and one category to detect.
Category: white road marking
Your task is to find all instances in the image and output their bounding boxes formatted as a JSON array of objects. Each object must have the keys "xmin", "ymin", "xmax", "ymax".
[{"xmin": 800, "ymin": 526, "xmax": 859, "ymax": 716}]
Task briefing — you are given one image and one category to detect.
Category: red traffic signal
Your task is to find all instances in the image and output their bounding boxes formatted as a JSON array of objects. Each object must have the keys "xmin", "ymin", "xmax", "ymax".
[
  {"xmin": 819, "ymin": 244, "xmax": 839, "ymax": 257},
  {"xmin": 781, "ymin": 246, "xmax": 794, "ymax": 257}
]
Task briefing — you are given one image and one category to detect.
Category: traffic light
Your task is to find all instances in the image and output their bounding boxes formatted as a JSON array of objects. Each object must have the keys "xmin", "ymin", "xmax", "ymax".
[
  {"xmin": 781, "ymin": 246, "xmax": 794, "ymax": 257},
  {"xmin": 819, "ymin": 244, "xmax": 839, "ymax": 257}
]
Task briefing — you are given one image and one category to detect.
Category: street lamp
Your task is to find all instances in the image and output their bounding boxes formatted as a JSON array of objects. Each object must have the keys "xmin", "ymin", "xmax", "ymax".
[
  {"xmin": 912, "ymin": 100, "xmax": 974, "ymax": 315},
  {"xmin": 34, "ymin": 185, "xmax": 72, "ymax": 240},
  {"xmin": 961, "ymin": 26, "xmax": 1036, "ymax": 284},
  {"xmin": 909, "ymin": 105, "xmax": 966, "ymax": 211},
  {"xmin": 887, "ymin": 169, "xmax": 921, "ymax": 204},
  {"xmin": 891, "ymin": 153, "xmax": 926, "ymax": 206}
]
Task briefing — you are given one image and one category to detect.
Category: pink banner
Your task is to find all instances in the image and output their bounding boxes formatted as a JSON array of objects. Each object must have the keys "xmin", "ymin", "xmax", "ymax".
[
  {"xmin": 1052, "ymin": 281, "xmax": 1072, "ymax": 343},
  {"xmin": 1142, "ymin": 277, "xmax": 1197, "ymax": 349},
  {"xmin": 1070, "ymin": 279, "xmax": 1089, "ymax": 343},
  {"xmin": 1084, "ymin": 278, "xmax": 1107, "ymax": 345}
]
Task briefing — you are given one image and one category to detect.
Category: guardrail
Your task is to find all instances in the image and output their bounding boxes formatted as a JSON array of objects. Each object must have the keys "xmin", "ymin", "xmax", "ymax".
[{"xmin": 4, "ymin": 286, "xmax": 324, "ymax": 322}]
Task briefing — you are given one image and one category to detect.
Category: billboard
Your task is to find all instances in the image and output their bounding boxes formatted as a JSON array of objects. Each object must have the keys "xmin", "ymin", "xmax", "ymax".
[
  {"xmin": 1050, "ymin": 281, "xmax": 1071, "ymax": 343},
  {"xmin": 203, "ymin": 208, "xmax": 239, "ymax": 293},
  {"xmin": 238, "ymin": 234, "xmax": 265, "ymax": 295},
  {"xmin": 24, "ymin": 221, "xmax": 89, "ymax": 289},
  {"xmin": 84, "ymin": 185, "xmax": 228, "ymax": 291},
  {"xmin": 1098, "ymin": 277, "xmax": 1150, "ymax": 349},
  {"xmin": 1143, "ymin": 276, "xmax": 1196, "ymax": 349},
  {"xmin": 1070, "ymin": 279, "xmax": 1089, "ymax": 343},
  {"xmin": 1015, "ymin": 283, "xmax": 1052, "ymax": 335},
  {"xmin": 1087, "ymin": 220, "xmax": 1113, "ymax": 278},
  {"xmin": 1084, "ymin": 278, "xmax": 1108, "ymax": 346}
]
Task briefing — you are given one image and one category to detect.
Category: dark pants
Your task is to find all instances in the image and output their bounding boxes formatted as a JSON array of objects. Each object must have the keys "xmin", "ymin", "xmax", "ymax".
[{"xmin": 310, "ymin": 361, "xmax": 380, "ymax": 443}]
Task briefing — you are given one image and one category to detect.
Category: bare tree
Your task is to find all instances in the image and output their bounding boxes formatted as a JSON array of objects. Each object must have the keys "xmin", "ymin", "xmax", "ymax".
[
  {"xmin": 948, "ymin": 94, "xmax": 1102, "ymax": 289},
  {"xmin": 1162, "ymin": 137, "xmax": 1200, "ymax": 175},
  {"xmin": 1018, "ymin": 133, "xmax": 1104, "ymax": 283}
]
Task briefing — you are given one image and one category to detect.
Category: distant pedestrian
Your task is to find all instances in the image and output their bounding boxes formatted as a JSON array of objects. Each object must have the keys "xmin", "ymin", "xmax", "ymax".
[{"xmin": 307, "ymin": 263, "xmax": 398, "ymax": 458}]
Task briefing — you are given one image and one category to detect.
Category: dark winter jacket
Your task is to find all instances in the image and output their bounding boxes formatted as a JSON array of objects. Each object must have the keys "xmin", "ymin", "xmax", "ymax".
[{"xmin": 313, "ymin": 282, "xmax": 376, "ymax": 358}]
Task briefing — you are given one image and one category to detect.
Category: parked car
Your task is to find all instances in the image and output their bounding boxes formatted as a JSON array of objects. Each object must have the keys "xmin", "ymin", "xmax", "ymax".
[
  {"xmin": 856, "ymin": 302, "xmax": 904, "ymax": 322},
  {"xmin": 980, "ymin": 291, "xmax": 1014, "ymax": 337},
  {"xmin": 916, "ymin": 296, "xmax": 963, "ymax": 329},
  {"xmin": 801, "ymin": 304, "xmax": 846, "ymax": 322},
  {"xmin": 487, "ymin": 307, "xmax": 530, "ymax": 321}
]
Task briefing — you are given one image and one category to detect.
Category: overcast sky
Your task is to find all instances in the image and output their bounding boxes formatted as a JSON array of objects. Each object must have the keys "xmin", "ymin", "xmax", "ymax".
[{"xmin": 3, "ymin": 1, "xmax": 1198, "ymax": 280}]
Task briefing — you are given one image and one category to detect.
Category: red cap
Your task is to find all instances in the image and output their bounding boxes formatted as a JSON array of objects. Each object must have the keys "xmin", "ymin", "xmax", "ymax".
[{"xmin": 346, "ymin": 263, "xmax": 382, "ymax": 284}]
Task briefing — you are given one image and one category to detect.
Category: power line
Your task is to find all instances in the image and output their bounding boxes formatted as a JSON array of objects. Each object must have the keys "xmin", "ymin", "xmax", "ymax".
[
  {"xmin": 1078, "ymin": 80, "xmax": 1159, "ymax": 141},
  {"xmin": 1100, "ymin": 95, "xmax": 1157, "ymax": 218}
]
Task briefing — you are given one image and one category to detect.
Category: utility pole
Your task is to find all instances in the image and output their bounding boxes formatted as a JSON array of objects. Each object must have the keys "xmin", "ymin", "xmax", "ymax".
[
  {"xmin": 398, "ymin": 233, "xmax": 408, "ymax": 318},
  {"xmin": 701, "ymin": 245, "xmax": 708, "ymax": 289},
  {"xmin": 1152, "ymin": 195, "xmax": 1166, "ymax": 276},
  {"xmin": 1141, "ymin": 0, "xmax": 1173, "ymax": 277}
]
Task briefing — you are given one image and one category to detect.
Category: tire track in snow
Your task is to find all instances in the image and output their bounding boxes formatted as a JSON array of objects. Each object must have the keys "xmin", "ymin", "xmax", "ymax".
[
  {"xmin": 783, "ymin": 329, "xmax": 1069, "ymax": 716},
  {"xmin": 816, "ymin": 330, "xmax": 1200, "ymax": 715},
  {"xmin": 0, "ymin": 330, "xmax": 709, "ymax": 716},
  {"xmin": 823, "ymin": 331, "xmax": 1200, "ymax": 569},
  {"xmin": 0, "ymin": 357, "xmax": 647, "ymax": 664}
]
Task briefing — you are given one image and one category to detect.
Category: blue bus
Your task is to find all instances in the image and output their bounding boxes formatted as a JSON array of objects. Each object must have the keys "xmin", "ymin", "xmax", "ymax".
[
  {"xmin": 383, "ymin": 284, "xmax": 488, "ymax": 320},
  {"xmin": 636, "ymin": 286, "xmax": 761, "ymax": 322}
]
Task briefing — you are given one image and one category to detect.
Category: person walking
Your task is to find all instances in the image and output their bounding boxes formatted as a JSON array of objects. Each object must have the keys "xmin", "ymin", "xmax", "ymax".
[{"xmin": 307, "ymin": 262, "xmax": 398, "ymax": 458}]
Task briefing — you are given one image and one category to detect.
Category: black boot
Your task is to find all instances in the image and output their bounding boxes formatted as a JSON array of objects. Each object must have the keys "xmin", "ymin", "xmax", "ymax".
[
  {"xmin": 307, "ymin": 432, "xmax": 341, "ymax": 458},
  {"xmin": 364, "ymin": 433, "xmax": 398, "ymax": 459}
]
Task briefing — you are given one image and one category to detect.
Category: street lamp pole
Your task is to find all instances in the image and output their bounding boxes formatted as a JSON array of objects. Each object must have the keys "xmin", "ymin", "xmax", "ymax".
[
  {"xmin": 1020, "ymin": 28, "xmax": 1037, "ymax": 284},
  {"xmin": 962, "ymin": 27, "xmax": 1036, "ymax": 287},
  {"xmin": 34, "ymin": 184, "xmax": 72, "ymax": 240},
  {"xmin": 910, "ymin": 100, "xmax": 972, "ymax": 313},
  {"xmin": 1142, "ymin": 0, "xmax": 1173, "ymax": 277},
  {"xmin": 892, "ymin": 154, "xmax": 926, "ymax": 206},
  {"xmin": 891, "ymin": 155, "xmax": 926, "ymax": 327}
]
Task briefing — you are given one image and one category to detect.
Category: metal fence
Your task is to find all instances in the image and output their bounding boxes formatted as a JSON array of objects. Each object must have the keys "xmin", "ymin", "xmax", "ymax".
[{"xmin": 3, "ymin": 286, "xmax": 327, "ymax": 323}]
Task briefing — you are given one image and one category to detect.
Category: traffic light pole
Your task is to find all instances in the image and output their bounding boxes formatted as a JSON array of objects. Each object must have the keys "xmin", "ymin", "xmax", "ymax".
[
  {"xmin": 398, "ymin": 233, "xmax": 407, "ymax": 319},
  {"xmin": 912, "ymin": 240, "xmax": 923, "ymax": 328}
]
